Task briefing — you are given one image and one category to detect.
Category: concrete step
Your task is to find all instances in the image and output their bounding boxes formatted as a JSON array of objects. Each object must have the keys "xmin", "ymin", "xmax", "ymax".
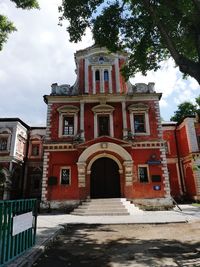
[{"xmin": 71, "ymin": 198, "xmax": 141, "ymax": 216}]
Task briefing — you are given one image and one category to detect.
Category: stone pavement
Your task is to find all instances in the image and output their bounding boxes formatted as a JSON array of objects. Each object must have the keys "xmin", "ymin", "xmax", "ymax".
[{"xmin": 6, "ymin": 204, "xmax": 200, "ymax": 267}]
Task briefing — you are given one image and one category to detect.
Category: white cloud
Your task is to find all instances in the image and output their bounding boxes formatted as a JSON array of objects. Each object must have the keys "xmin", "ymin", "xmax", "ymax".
[
  {"xmin": 0, "ymin": 0, "xmax": 92, "ymax": 126},
  {"xmin": 0, "ymin": 0, "xmax": 199, "ymax": 124}
]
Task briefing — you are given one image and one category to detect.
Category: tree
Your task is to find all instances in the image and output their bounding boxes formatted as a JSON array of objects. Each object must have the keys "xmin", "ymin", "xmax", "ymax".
[
  {"xmin": 170, "ymin": 102, "xmax": 197, "ymax": 123},
  {"xmin": 0, "ymin": 0, "xmax": 39, "ymax": 51},
  {"xmin": 59, "ymin": 0, "xmax": 200, "ymax": 84}
]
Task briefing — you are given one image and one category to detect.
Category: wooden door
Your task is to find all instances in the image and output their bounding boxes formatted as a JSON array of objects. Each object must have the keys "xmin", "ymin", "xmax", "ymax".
[{"xmin": 90, "ymin": 157, "xmax": 120, "ymax": 198}]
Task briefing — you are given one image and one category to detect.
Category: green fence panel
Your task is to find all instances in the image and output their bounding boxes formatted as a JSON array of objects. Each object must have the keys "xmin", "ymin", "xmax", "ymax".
[{"xmin": 0, "ymin": 199, "xmax": 37, "ymax": 266}]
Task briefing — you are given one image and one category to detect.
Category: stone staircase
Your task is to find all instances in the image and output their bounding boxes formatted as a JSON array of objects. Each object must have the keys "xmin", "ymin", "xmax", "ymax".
[{"xmin": 71, "ymin": 198, "xmax": 142, "ymax": 216}]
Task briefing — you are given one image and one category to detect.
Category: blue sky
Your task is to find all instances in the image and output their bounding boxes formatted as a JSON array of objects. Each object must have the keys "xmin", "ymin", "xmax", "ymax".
[{"xmin": 0, "ymin": 0, "xmax": 199, "ymax": 126}]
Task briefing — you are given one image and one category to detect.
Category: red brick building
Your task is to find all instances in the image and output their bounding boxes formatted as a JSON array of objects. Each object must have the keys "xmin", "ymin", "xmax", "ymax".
[
  {"xmin": 163, "ymin": 117, "xmax": 200, "ymax": 201},
  {"xmin": 41, "ymin": 46, "xmax": 173, "ymax": 209},
  {"xmin": 1, "ymin": 46, "xmax": 200, "ymax": 207}
]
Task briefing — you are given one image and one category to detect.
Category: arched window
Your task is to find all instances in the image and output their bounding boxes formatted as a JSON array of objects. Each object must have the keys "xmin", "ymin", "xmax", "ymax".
[
  {"xmin": 104, "ymin": 70, "xmax": 109, "ymax": 81},
  {"xmin": 95, "ymin": 70, "xmax": 100, "ymax": 81}
]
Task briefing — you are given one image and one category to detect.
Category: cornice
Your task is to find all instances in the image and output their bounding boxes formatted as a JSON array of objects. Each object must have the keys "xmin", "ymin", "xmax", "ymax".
[{"xmin": 44, "ymin": 93, "xmax": 162, "ymax": 104}]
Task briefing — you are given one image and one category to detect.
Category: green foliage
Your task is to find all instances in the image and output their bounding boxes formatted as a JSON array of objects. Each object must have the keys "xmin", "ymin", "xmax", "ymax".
[
  {"xmin": 0, "ymin": 15, "xmax": 16, "ymax": 51},
  {"xmin": 10, "ymin": 0, "xmax": 39, "ymax": 9},
  {"xmin": 0, "ymin": 0, "xmax": 39, "ymax": 51},
  {"xmin": 170, "ymin": 102, "xmax": 197, "ymax": 123},
  {"xmin": 59, "ymin": 0, "xmax": 200, "ymax": 84}
]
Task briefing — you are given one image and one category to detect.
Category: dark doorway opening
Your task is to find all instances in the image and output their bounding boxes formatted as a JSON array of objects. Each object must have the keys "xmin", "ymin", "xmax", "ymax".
[{"xmin": 90, "ymin": 157, "xmax": 120, "ymax": 198}]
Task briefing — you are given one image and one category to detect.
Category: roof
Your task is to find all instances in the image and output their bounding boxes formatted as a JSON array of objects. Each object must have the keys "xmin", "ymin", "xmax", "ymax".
[{"xmin": 0, "ymin": 118, "xmax": 30, "ymax": 129}]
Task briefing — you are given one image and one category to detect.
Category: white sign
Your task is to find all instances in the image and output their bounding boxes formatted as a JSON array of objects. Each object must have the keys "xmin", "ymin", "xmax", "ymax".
[{"xmin": 12, "ymin": 212, "xmax": 33, "ymax": 236}]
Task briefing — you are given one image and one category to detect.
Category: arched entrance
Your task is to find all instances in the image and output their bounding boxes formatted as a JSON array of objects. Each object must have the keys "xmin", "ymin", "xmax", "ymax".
[{"xmin": 90, "ymin": 157, "xmax": 120, "ymax": 198}]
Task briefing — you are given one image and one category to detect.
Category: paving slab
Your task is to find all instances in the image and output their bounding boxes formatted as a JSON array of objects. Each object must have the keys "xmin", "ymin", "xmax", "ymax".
[{"xmin": 5, "ymin": 204, "xmax": 200, "ymax": 267}]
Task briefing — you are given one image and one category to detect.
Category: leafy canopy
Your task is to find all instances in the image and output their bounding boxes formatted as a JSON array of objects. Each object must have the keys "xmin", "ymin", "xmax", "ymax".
[
  {"xmin": 170, "ymin": 96, "xmax": 200, "ymax": 123},
  {"xmin": 0, "ymin": 0, "xmax": 39, "ymax": 51},
  {"xmin": 59, "ymin": 0, "xmax": 200, "ymax": 84}
]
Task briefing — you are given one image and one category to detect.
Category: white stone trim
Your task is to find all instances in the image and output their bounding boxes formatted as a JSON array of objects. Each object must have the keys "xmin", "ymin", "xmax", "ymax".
[
  {"xmin": 92, "ymin": 104, "xmax": 114, "ymax": 138},
  {"xmin": 185, "ymin": 117, "xmax": 199, "ymax": 153},
  {"xmin": 58, "ymin": 107, "xmax": 79, "ymax": 138},
  {"xmin": 137, "ymin": 164, "xmax": 150, "ymax": 183},
  {"xmin": 80, "ymin": 102, "xmax": 85, "ymax": 140},
  {"xmin": 41, "ymin": 151, "xmax": 50, "ymax": 202},
  {"xmin": 84, "ymin": 57, "xmax": 89, "ymax": 93},
  {"xmin": 77, "ymin": 142, "xmax": 133, "ymax": 187},
  {"xmin": 87, "ymin": 153, "xmax": 123, "ymax": 174},
  {"xmin": 60, "ymin": 166, "xmax": 71, "ymax": 185},
  {"xmin": 122, "ymin": 101, "xmax": 127, "ymax": 138},
  {"xmin": 129, "ymin": 111, "xmax": 150, "ymax": 136},
  {"xmin": 115, "ymin": 58, "xmax": 120, "ymax": 93}
]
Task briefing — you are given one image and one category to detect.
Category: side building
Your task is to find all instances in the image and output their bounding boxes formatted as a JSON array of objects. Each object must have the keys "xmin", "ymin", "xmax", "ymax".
[
  {"xmin": 162, "ymin": 117, "xmax": 200, "ymax": 201},
  {"xmin": 0, "ymin": 118, "xmax": 45, "ymax": 200}
]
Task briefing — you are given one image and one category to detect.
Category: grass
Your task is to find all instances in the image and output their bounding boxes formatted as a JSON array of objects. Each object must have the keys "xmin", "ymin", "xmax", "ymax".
[{"xmin": 192, "ymin": 203, "xmax": 200, "ymax": 207}]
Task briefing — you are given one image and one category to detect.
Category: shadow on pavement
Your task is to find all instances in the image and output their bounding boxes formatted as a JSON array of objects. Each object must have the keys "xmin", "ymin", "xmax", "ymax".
[{"xmin": 33, "ymin": 224, "xmax": 200, "ymax": 267}]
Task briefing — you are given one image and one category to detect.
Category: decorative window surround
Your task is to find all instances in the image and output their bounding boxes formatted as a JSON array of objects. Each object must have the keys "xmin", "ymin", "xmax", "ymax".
[
  {"xmin": 138, "ymin": 164, "xmax": 150, "ymax": 183},
  {"xmin": 60, "ymin": 167, "xmax": 71, "ymax": 186},
  {"xmin": 128, "ymin": 103, "xmax": 150, "ymax": 136},
  {"xmin": 92, "ymin": 66, "xmax": 112, "ymax": 94},
  {"xmin": 57, "ymin": 105, "xmax": 79, "ymax": 138},
  {"xmin": 0, "ymin": 128, "xmax": 12, "ymax": 152},
  {"xmin": 92, "ymin": 104, "xmax": 114, "ymax": 138}
]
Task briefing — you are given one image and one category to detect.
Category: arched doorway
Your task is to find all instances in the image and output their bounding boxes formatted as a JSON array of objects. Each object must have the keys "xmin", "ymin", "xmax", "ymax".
[{"xmin": 90, "ymin": 157, "xmax": 120, "ymax": 198}]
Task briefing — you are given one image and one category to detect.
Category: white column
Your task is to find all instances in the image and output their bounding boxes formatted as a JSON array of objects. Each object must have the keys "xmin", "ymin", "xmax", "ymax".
[
  {"xmin": 74, "ymin": 114, "xmax": 78, "ymax": 135},
  {"xmin": 80, "ymin": 102, "xmax": 85, "ymax": 140},
  {"xmin": 84, "ymin": 58, "xmax": 89, "ymax": 93},
  {"xmin": 108, "ymin": 68, "xmax": 112, "ymax": 93},
  {"xmin": 122, "ymin": 101, "xmax": 127, "ymax": 137},
  {"xmin": 94, "ymin": 113, "xmax": 98, "ymax": 138},
  {"xmin": 100, "ymin": 68, "xmax": 104, "ymax": 93},
  {"xmin": 110, "ymin": 114, "xmax": 114, "ymax": 137},
  {"xmin": 92, "ymin": 68, "xmax": 96, "ymax": 94},
  {"xmin": 115, "ymin": 58, "xmax": 120, "ymax": 93}
]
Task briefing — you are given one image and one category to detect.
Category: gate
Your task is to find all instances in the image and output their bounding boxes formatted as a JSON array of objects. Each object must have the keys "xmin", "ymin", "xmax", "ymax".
[{"xmin": 0, "ymin": 199, "xmax": 37, "ymax": 266}]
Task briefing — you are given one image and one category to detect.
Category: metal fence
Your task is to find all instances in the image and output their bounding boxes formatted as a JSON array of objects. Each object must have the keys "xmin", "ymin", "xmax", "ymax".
[{"xmin": 0, "ymin": 199, "xmax": 37, "ymax": 266}]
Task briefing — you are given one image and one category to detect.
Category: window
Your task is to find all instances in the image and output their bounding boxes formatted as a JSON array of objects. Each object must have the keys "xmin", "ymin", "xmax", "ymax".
[
  {"xmin": 128, "ymin": 103, "xmax": 150, "ymax": 136},
  {"xmin": 104, "ymin": 70, "xmax": 109, "ymax": 81},
  {"xmin": 98, "ymin": 116, "xmax": 110, "ymax": 136},
  {"xmin": 95, "ymin": 70, "xmax": 100, "ymax": 81},
  {"xmin": 60, "ymin": 168, "xmax": 70, "ymax": 185},
  {"xmin": 138, "ymin": 166, "xmax": 149, "ymax": 183},
  {"xmin": 32, "ymin": 144, "xmax": 40, "ymax": 156},
  {"xmin": 63, "ymin": 116, "xmax": 74, "ymax": 136},
  {"xmin": 0, "ymin": 138, "xmax": 7, "ymax": 151},
  {"xmin": 134, "ymin": 114, "xmax": 146, "ymax": 133}
]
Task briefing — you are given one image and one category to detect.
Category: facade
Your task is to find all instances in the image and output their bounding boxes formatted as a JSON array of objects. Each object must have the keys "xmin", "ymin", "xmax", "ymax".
[
  {"xmin": 1, "ymin": 46, "xmax": 200, "ymax": 207},
  {"xmin": 41, "ymin": 46, "xmax": 172, "ymax": 210}
]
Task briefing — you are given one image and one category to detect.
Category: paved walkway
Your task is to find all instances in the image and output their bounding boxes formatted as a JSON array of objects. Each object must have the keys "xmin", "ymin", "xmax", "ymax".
[{"xmin": 7, "ymin": 204, "xmax": 200, "ymax": 267}]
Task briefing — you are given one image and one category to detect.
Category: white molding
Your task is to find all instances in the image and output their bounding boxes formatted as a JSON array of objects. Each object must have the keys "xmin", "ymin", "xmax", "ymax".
[
  {"xmin": 84, "ymin": 57, "xmax": 89, "ymax": 93},
  {"xmin": 115, "ymin": 58, "xmax": 120, "ymax": 93}
]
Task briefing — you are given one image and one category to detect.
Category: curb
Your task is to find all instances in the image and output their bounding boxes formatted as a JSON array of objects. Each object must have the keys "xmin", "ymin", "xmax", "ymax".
[{"xmin": 6, "ymin": 228, "xmax": 63, "ymax": 267}]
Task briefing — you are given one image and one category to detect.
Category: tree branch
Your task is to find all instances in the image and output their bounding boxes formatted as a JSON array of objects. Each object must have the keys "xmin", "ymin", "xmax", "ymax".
[
  {"xmin": 142, "ymin": 0, "xmax": 200, "ymax": 84},
  {"xmin": 192, "ymin": 0, "xmax": 200, "ymax": 13},
  {"xmin": 142, "ymin": 0, "xmax": 181, "ymax": 63}
]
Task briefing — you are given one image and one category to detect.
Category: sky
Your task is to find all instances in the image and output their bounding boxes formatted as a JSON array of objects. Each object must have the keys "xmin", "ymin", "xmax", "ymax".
[{"xmin": 0, "ymin": 0, "xmax": 199, "ymax": 126}]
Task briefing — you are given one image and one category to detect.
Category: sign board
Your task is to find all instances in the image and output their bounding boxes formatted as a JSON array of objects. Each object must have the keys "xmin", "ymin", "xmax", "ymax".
[
  {"xmin": 153, "ymin": 185, "xmax": 161, "ymax": 191},
  {"xmin": 147, "ymin": 160, "xmax": 161, "ymax": 165},
  {"xmin": 152, "ymin": 175, "xmax": 161, "ymax": 182},
  {"xmin": 12, "ymin": 212, "xmax": 33, "ymax": 236}
]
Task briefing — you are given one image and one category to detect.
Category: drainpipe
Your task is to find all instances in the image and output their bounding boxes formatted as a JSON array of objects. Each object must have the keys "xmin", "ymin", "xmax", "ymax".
[{"xmin": 174, "ymin": 125, "xmax": 185, "ymax": 196}]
